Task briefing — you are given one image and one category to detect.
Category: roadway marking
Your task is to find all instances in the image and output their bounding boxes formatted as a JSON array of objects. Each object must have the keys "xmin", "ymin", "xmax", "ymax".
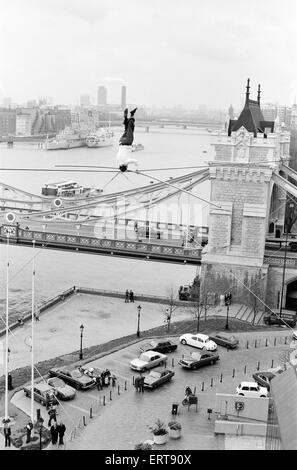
[{"xmin": 66, "ymin": 403, "xmax": 90, "ymax": 414}]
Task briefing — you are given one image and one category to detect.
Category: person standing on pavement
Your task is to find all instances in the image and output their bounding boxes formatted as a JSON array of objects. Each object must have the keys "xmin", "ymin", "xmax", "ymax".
[
  {"xmin": 125, "ymin": 289, "xmax": 129, "ymax": 303},
  {"xmin": 129, "ymin": 290, "xmax": 134, "ymax": 303},
  {"xmin": 57, "ymin": 422, "xmax": 66, "ymax": 446},
  {"xmin": 4, "ymin": 423, "xmax": 11, "ymax": 447},
  {"xmin": 48, "ymin": 404, "xmax": 58, "ymax": 427},
  {"xmin": 139, "ymin": 375, "xmax": 145, "ymax": 393},
  {"xmin": 26, "ymin": 420, "xmax": 33, "ymax": 443},
  {"xmin": 96, "ymin": 375, "xmax": 102, "ymax": 391},
  {"xmin": 50, "ymin": 423, "xmax": 58, "ymax": 445}
]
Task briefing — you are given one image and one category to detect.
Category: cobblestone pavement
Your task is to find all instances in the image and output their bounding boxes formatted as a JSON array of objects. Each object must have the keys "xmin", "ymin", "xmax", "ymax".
[{"xmin": 64, "ymin": 329, "xmax": 293, "ymax": 450}]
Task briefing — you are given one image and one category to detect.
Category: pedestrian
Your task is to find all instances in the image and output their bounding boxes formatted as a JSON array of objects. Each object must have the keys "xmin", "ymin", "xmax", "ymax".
[
  {"xmin": 129, "ymin": 290, "xmax": 134, "ymax": 303},
  {"xmin": 34, "ymin": 309, "xmax": 40, "ymax": 321},
  {"xmin": 111, "ymin": 374, "xmax": 117, "ymax": 387},
  {"xmin": 134, "ymin": 376, "xmax": 140, "ymax": 392},
  {"xmin": 4, "ymin": 423, "xmax": 11, "ymax": 447},
  {"xmin": 57, "ymin": 422, "xmax": 66, "ymax": 446},
  {"xmin": 139, "ymin": 375, "xmax": 145, "ymax": 393},
  {"xmin": 125, "ymin": 289, "xmax": 129, "ymax": 303},
  {"xmin": 96, "ymin": 376, "xmax": 102, "ymax": 391},
  {"xmin": 50, "ymin": 423, "xmax": 58, "ymax": 445},
  {"xmin": 48, "ymin": 404, "xmax": 57, "ymax": 427},
  {"xmin": 26, "ymin": 420, "xmax": 33, "ymax": 444}
]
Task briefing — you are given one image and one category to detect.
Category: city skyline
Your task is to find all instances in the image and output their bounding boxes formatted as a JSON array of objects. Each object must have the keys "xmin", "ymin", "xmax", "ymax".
[{"xmin": 0, "ymin": 0, "xmax": 296, "ymax": 108}]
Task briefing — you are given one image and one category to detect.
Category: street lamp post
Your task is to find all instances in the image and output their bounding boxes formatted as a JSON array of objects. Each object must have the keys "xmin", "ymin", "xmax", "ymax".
[
  {"xmin": 79, "ymin": 324, "xmax": 84, "ymax": 360},
  {"xmin": 225, "ymin": 301, "xmax": 230, "ymax": 330},
  {"xmin": 137, "ymin": 305, "xmax": 141, "ymax": 338}
]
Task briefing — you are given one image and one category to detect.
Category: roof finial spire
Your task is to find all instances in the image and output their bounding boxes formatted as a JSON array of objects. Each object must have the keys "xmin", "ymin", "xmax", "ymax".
[
  {"xmin": 245, "ymin": 78, "xmax": 250, "ymax": 107},
  {"xmin": 257, "ymin": 84, "xmax": 261, "ymax": 105}
]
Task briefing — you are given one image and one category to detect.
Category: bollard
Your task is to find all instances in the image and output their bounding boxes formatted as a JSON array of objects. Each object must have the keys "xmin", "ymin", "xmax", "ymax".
[
  {"xmin": 232, "ymin": 369, "xmax": 235, "ymax": 378},
  {"xmin": 201, "ymin": 381, "xmax": 204, "ymax": 391},
  {"xmin": 103, "ymin": 395, "xmax": 106, "ymax": 406},
  {"xmin": 210, "ymin": 378, "xmax": 213, "ymax": 388},
  {"xmin": 194, "ymin": 386, "xmax": 196, "ymax": 394},
  {"xmin": 271, "ymin": 359, "xmax": 274, "ymax": 368},
  {"xmin": 118, "ymin": 385, "xmax": 120, "ymax": 395},
  {"xmin": 285, "ymin": 336, "xmax": 287, "ymax": 345},
  {"xmin": 246, "ymin": 341, "xmax": 249, "ymax": 349},
  {"xmin": 244, "ymin": 365, "xmax": 247, "ymax": 375},
  {"xmin": 90, "ymin": 407, "xmax": 93, "ymax": 419},
  {"xmin": 265, "ymin": 338, "xmax": 268, "ymax": 347},
  {"xmin": 125, "ymin": 381, "xmax": 127, "ymax": 391},
  {"xmin": 182, "ymin": 354, "xmax": 184, "ymax": 359},
  {"xmin": 274, "ymin": 337, "xmax": 277, "ymax": 346},
  {"xmin": 172, "ymin": 358, "xmax": 174, "ymax": 367},
  {"xmin": 164, "ymin": 361, "xmax": 167, "ymax": 368},
  {"xmin": 133, "ymin": 376, "xmax": 135, "ymax": 385},
  {"xmin": 83, "ymin": 416, "xmax": 86, "ymax": 426},
  {"xmin": 255, "ymin": 340, "xmax": 257, "ymax": 348},
  {"xmin": 220, "ymin": 373, "xmax": 223, "ymax": 383},
  {"xmin": 257, "ymin": 361, "xmax": 260, "ymax": 371},
  {"xmin": 110, "ymin": 390, "xmax": 112, "ymax": 401}
]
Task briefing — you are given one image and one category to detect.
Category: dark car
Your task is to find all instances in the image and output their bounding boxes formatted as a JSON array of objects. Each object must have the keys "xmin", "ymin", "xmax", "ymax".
[
  {"xmin": 263, "ymin": 309, "xmax": 296, "ymax": 327},
  {"xmin": 208, "ymin": 332, "xmax": 239, "ymax": 349},
  {"xmin": 252, "ymin": 368, "xmax": 284, "ymax": 391},
  {"xmin": 49, "ymin": 368, "xmax": 96, "ymax": 390},
  {"xmin": 178, "ymin": 351, "xmax": 219, "ymax": 369},
  {"xmin": 143, "ymin": 368, "xmax": 175, "ymax": 389},
  {"xmin": 139, "ymin": 339, "xmax": 177, "ymax": 354},
  {"xmin": 178, "ymin": 285, "xmax": 192, "ymax": 300},
  {"xmin": 23, "ymin": 383, "xmax": 58, "ymax": 406}
]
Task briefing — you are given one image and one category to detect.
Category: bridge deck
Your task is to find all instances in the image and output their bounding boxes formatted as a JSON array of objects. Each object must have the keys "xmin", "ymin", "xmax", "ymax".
[{"xmin": 0, "ymin": 225, "xmax": 202, "ymax": 265}]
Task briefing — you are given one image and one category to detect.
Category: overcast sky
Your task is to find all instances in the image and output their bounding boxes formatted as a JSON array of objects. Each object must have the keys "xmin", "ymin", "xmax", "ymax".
[{"xmin": 0, "ymin": 0, "xmax": 296, "ymax": 108}]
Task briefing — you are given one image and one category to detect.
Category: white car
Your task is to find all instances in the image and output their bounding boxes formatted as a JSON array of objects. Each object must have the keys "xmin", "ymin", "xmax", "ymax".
[
  {"xmin": 179, "ymin": 333, "xmax": 217, "ymax": 351},
  {"xmin": 130, "ymin": 351, "xmax": 167, "ymax": 372},
  {"xmin": 236, "ymin": 381, "xmax": 268, "ymax": 398}
]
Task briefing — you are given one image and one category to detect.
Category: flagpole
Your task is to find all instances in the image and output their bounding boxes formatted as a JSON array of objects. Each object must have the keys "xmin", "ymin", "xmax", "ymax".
[
  {"xmin": 31, "ymin": 240, "xmax": 35, "ymax": 422},
  {"xmin": 4, "ymin": 231, "xmax": 10, "ymax": 420}
]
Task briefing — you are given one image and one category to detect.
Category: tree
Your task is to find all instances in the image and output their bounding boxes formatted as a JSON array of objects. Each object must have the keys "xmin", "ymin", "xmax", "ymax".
[{"xmin": 163, "ymin": 286, "xmax": 177, "ymax": 333}]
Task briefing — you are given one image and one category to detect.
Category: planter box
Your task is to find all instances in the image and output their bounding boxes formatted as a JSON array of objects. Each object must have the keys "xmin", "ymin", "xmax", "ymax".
[
  {"xmin": 153, "ymin": 433, "xmax": 169, "ymax": 445},
  {"xmin": 169, "ymin": 428, "xmax": 181, "ymax": 439}
]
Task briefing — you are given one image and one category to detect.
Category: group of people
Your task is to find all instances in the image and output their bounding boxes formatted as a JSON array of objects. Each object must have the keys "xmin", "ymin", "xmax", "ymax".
[
  {"xmin": 47, "ymin": 404, "xmax": 66, "ymax": 445},
  {"xmin": 125, "ymin": 289, "xmax": 135, "ymax": 303},
  {"xmin": 82, "ymin": 367, "xmax": 116, "ymax": 390}
]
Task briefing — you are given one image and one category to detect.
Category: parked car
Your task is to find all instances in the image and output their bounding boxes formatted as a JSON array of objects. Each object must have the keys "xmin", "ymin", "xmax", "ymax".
[
  {"xmin": 143, "ymin": 368, "xmax": 175, "ymax": 389},
  {"xmin": 48, "ymin": 368, "xmax": 96, "ymax": 390},
  {"xmin": 263, "ymin": 309, "xmax": 296, "ymax": 327},
  {"xmin": 139, "ymin": 339, "xmax": 177, "ymax": 354},
  {"xmin": 179, "ymin": 333, "xmax": 217, "ymax": 351},
  {"xmin": 236, "ymin": 381, "xmax": 268, "ymax": 398},
  {"xmin": 208, "ymin": 332, "xmax": 239, "ymax": 349},
  {"xmin": 130, "ymin": 351, "xmax": 167, "ymax": 372},
  {"xmin": 47, "ymin": 377, "xmax": 76, "ymax": 400},
  {"xmin": 252, "ymin": 368, "xmax": 284, "ymax": 391},
  {"xmin": 178, "ymin": 285, "xmax": 192, "ymax": 301},
  {"xmin": 23, "ymin": 383, "xmax": 58, "ymax": 406},
  {"xmin": 178, "ymin": 351, "xmax": 219, "ymax": 369}
]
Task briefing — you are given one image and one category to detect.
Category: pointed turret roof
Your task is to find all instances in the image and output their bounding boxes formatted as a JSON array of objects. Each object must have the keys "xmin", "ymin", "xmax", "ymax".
[{"xmin": 228, "ymin": 79, "xmax": 274, "ymax": 137}]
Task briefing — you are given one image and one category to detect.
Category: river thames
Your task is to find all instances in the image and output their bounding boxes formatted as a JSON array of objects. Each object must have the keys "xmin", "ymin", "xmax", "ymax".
[{"xmin": 0, "ymin": 126, "xmax": 215, "ymax": 317}]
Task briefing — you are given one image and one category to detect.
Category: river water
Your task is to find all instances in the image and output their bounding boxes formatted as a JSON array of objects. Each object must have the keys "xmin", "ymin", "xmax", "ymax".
[{"xmin": 0, "ymin": 127, "xmax": 214, "ymax": 321}]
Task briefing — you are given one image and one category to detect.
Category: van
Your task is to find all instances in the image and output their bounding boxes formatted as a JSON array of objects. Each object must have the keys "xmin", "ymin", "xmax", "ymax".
[{"xmin": 263, "ymin": 309, "xmax": 297, "ymax": 327}]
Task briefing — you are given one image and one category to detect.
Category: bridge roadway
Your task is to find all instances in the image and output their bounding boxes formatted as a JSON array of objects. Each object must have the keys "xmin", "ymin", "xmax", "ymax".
[
  {"xmin": 1, "ymin": 221, "xmax": 295, "ymax": 267},
  {"xmin": 0, "ymin": 224, "xmax": 202, "ymax": 265}
]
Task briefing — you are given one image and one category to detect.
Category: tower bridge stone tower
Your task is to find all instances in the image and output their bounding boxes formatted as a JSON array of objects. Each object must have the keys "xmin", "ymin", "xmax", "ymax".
[{"xmin": 200, "ymin": 80, "xmax": 291, "ymax": 306}]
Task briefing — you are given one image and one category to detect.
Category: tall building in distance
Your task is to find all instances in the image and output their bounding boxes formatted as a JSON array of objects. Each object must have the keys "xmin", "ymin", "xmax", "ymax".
[
  {"xmin": 121, "ymin": 86, "xmax": 126, "ymax": 109},
  {"xmin": 2, "ymin": 97, "xmax": 12, "ymax": 108},
  {"xmin": 97, "ymin": 86, "xmax": 107, "ymax": 105},
  {"xmin": 80, "ymin": 94, "xmax": 91, "ymax": 107}
]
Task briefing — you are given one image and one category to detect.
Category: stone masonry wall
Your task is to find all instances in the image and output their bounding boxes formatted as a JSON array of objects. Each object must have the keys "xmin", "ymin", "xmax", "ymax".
[{"xmin": 211, "ymin": 179, "xmax": 267, "ymax": 247}]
